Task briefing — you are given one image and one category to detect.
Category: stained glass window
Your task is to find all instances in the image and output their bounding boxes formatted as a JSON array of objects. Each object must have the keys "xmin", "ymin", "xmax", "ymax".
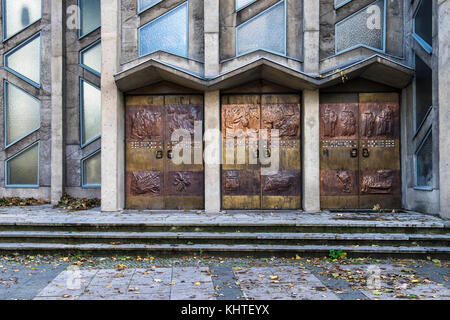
[
  {"xmin": 79, "ymin": 0, "xmax": 101, "ymax": 37},
  {"xmin": 2, "ymin": 0, "xmax": 42, "ymax": 40},
  {"xmin": 82, "ymin": 151, "xmax": 101, "ymax": 187},
  {"xmin": 416, "ymin": 131, "xmax": 433, "ymax": 188},
  {"xmin": 236, "ymin": 0, "xmax": 286, "ymax": 56},
  {"xmin": 6, "ymin": 142, "xmax": 39, "ymax": 187},
  {"xmin": 80, "ymin": 41, "xmax": 101, "ymax": 75},
  {"xmin": 335, "ymin": 0, "xmax": 385, "ymax": 53},
  {"xmin": 413, "ymin": 0, "xmax": 432, "ymax": 52},
  {"xmin": 4, "ymin": 81, "xmax": 40, "ymax": 148},
  {"xmin": 80, "ymin": 79, "xmax": 101, "ymax": 147},
  {"xmin": 139, "ymin": 2, "xmax": 188, "ymax": 57},
  {"xmin": 4, "ymin": 33, "xmax": 41, "ymax": 87}
]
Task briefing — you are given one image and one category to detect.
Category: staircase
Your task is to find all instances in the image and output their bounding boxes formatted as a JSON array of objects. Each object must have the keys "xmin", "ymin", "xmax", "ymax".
[{"xmin": 0, "ymin": 207, "xmax": 448, "ymax": 258}]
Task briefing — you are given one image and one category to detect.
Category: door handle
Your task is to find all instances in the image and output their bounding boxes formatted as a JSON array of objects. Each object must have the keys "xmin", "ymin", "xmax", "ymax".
[
  {"xmin": 156, "ymin": 150, "xmax": 163, "ymax": 159},
  {"xmin": 350, "ymin": 148, "xmax": 358, "ymax": 158},
  {"xmin": 362, "ymin": 148, "xmax": 370, "ymax": 158},
  {"xmin": 323, "ymin": 148, "xmax": 329, "ymax": 157},
  {"xmin": 167, "ymin": 150, "xmax": 173, "ymax": 159},
  {"xmin": 266, "ymin": 149, "xmax": 271, "ymax": 158}
]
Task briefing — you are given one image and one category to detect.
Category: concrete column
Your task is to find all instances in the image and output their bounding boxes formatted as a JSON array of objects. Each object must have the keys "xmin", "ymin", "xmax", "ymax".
[
  {"xmin": 101, "ymin": 0, "xmax": 125, "ymax": 211},
  {"xmin": 50, "ymin": 0, "xmax": 65, "ymax": 204},
  {"xmin": 204, "ymin": 0, "xmax": 220, "ymax": 77},
  {"xmin": 302, "ymin": 90, "xmax": 320, "ymax": 211},
  {"xmin": 303, "ymin": 0, "xmax": 320, "ymax": 74},
  {"xmin": 438, "ymin": 0, "xmax": 450, "ymax": 219},
  {"xmin": 204, "ymin": 91, "xmax": 221, "ymax": 212}
]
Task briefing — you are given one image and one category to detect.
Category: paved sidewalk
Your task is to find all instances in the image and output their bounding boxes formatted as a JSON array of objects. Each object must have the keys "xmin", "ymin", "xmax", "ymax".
[{"xmin": 1, "ymin": 255, "xmax": 449, "ymax": 300}]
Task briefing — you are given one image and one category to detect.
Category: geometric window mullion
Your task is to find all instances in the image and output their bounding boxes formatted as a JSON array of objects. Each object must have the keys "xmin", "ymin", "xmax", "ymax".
[
  {"xmin": 81, "ymin": 150, "xmax": 101, "ymax": 188},
  {"xmin": 5, "ymin": 141, "xmax": 40, "ymax": 188},
  {"xmin": 80, "ymin": 40, "xmax": 102, "ymax": 76},
  {"xmin": 80, "ymin": 79, "xmax": 101, "ymax": 147},
  {"xmin": 2, "ymin": 0, "xmax": 42, "ymax": 41},
  {"xmin": 335, "ymin": 0, "xmax": 386, "ymax": 54},
  {"xmin": 4, "ymin": 81, "xmax": 41, "ymax": 148},
  {"xmin": 4, "ymin": 33, "xmax": 42, "ymax": 88}
]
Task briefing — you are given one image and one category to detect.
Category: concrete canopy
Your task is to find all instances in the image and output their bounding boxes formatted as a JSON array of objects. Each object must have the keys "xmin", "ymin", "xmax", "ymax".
[{"xmin": 114, "ymin": 53, "xmax": 414, "ymax": 92}]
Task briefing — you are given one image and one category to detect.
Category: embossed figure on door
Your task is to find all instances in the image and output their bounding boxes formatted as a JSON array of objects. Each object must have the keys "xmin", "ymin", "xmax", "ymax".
[
  {"xmin": 320, "ymin": 93, "xmax": 401, "ymax": 209},
  {"xmin": 221, "ymin": 94, "xmax": 302, "ymax": 210},
  {"xmin": 125, "ymin": 95, "xmax": 204, "ymax": 210}
]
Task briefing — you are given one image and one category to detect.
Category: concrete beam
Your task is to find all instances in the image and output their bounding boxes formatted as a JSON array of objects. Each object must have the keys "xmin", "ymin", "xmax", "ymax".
[
  {"xmin": 438, "ymin": 0, "xmax": 450, "ymax": 219},
  {"xmin": 204, "ymin": 90, "xmax": 221, "ymax": 212},
  {"xmin": 302, "ymin": 89, "xmax": 320, "ymax": 212},
  {"xmin": 50, "ymin": 0, "xmax": 65, "ymax": 204},
  {"xmin": 101, "ymin": 0, "xmax": 125, "ymax": 211}
]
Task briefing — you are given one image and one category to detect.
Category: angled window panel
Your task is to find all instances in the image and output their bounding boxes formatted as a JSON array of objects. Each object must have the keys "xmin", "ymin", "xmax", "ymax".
[
  {"xmin": 139, "ymin": 2, "xmax": 188, "ymax": 57},
  {"xmin": 4, "ymin": 33, "xmax": 41, "ymax": 87},
  {"xmin": 82, "ymin": 150, "xmax": 101, "ymax": 188},
  {"xmin": 4, "ymin": 81, "xmax": 40, "ymax": 148},
  {"xmin": 5, "ymin": 141, "xmax": 39, "ymax": 187},
  {"xmin": 415, "ymin": 130, "xmax": 433, "ymax": 188},
  {"xmin": 335, "ymin": 0, "xmax": 385, "ymax": 54},
  {"xmin": 80, "ymin": 40, "xmax": 101, "ymax": 76},
  {"xmin": 80, "ymin": 79, "xmax": 101, "ymax": 147},
  {"xmin": 79, "ymin": 0, "xmax": 101, "ymax": 38},
  {"xmin": 334, "ymin": 0, "xmax": 353, "ymax": 9},
  {"xmin": 236, "ymin": 0, "xmax": 258, "ymax": 11},
  {"xmin": 413, "ymin": 0, "xmax": 432, "ymax": 52},
  {"xmin": 236, "ymin": 0, "xmax": 286, "ymax": 56},
  {"xmin": 139, "ymin": 0, "xmax": 163, "ymax": 13},
  {"xmin": 414, "ymin": 54, "xmax": 432, "ymax": 130},
  {"xmin": 2, "ymin": 0, "xmax": 42, "ymax": 40}
]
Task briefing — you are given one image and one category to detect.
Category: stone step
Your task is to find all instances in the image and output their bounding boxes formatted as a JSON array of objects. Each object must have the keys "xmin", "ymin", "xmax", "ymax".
[
  {"xmin": 0, "ymin": 231, "xmax": 448, "ymax": 247},
  {"xmin": 0, "ymin": 242, "xmax": 448, "ymax": 258}
]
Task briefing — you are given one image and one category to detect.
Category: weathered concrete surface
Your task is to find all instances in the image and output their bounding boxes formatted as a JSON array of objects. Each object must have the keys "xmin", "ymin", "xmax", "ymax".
[
  {"xmin": 303, "ymin": 0, "xmax": 319, "ymax": 74},
  {"xmin": 101, "ymin": 0, "xmax": 125, "ymax": 211},
  {"xmin": 204, "ymin": 0, "xmax": 219, "ymax": 76},
  {"xmin": 204, "ymin": 91, "xmax": 221, "ymax": 212},
  {"xmin": 438, "ymin": 0, "xmax": 450, "ymax": 219},
  {"xmin": 50, "ymin": 0, "xmax": 65, "ymax": 204},
  {"xmin": 302, "ymin": 90, "xmax": 320, "ymax": 211}
]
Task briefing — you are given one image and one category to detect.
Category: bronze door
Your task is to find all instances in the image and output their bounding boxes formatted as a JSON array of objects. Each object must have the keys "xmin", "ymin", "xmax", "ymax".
[
  {"xmin": 125, "ymin": 95, "xmax": 204, "ymax": 210},
  {"xmin": 320, "ymin": 93, "xmax": 401, "ymax": 209},
  {"xmin": 221, "ymin": 94, "xmax": 301, "ymax": 210}
]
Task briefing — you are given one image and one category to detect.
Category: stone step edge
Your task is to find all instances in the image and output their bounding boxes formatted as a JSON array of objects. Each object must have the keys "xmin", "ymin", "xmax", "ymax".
[
  {"xmin": 0, "ymin": 231, "xmax": 449, "ymax": 241},
  {"xmin": 0, "ymin": 243, "xmax": 449, "ymax": 254},
  {"xmin": 0, "ymin": 222, "xmax": 447, "ymax": 229}
]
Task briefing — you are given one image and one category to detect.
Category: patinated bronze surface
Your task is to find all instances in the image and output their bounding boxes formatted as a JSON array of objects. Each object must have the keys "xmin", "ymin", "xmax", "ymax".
[
  {"xmin": 125, "ymin": 95, "xmax": 204, "ymax": 210},
  {"xmin": 320, "ymin": 93, "xmax": 401, "ymax": 209},
  {"xmin": 221, "ymin": 94, "xmax": 302, "ymax": 210}
]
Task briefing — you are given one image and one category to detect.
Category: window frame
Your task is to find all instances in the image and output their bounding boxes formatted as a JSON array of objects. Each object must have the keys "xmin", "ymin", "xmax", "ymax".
[
  {"xmin": 334, "ymin": 0, "xmax": 387, "ymax": 55},
  {"xmin": 138, "ymin": 1, "xmax": 189, "ymax": 58},
  {"xmin": 412, "ymin": 0, "xmax": 432, "ymax": 54},
  {"xmin": 414, "ymin": 128, "xmax": 433, "ymax": 190},
  {"xmin": 138, "ymin": 0, "xmax": 163, "ymax": 14},
  {"xmin": 1, "ymin": 0, "xmax": 42, "ymax": 42},
  {"xmin": 81, "ymin": 149, "xmax": 101, "ymax": 189},
  {"xmin": 79, "ymin": 40, "xmax": 102, "ymax": 77},
  {"xmin": 413, "ymin": 53, "xmax": 433, "ymax": 134},
  {"xmin": 80, "ymin": 78, "xmax": 101, "ymax": 148},
  {"xmin": 78, "ymin": 0, "xmax": 101, "ymax": 39},
  {"xmin": 3, "ymin": 80, "xmax": 41, "ymax": 149},
  {"xmin": 3, "ymin": 32, "xmax": 42, "ymax": 88},
  {"xmin": 334, "ymin": 0, "xmax": 353, "ymax": 10},
  {"xmin": 235, "ymin": 0, "xmax": 287, "ymax": 57},
  {"xmin": 236, "ymin": 0, "xmax": 258, "ymax": 12},
  {"xmin": 5, "ymin": 140, "xmax": 40, "ymax": 188}
]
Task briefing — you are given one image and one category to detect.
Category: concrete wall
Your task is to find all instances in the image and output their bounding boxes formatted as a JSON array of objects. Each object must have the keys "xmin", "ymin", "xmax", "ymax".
[{"xmin": 64, "ymin": 0, "xmax": 101, "ymax": 199}]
